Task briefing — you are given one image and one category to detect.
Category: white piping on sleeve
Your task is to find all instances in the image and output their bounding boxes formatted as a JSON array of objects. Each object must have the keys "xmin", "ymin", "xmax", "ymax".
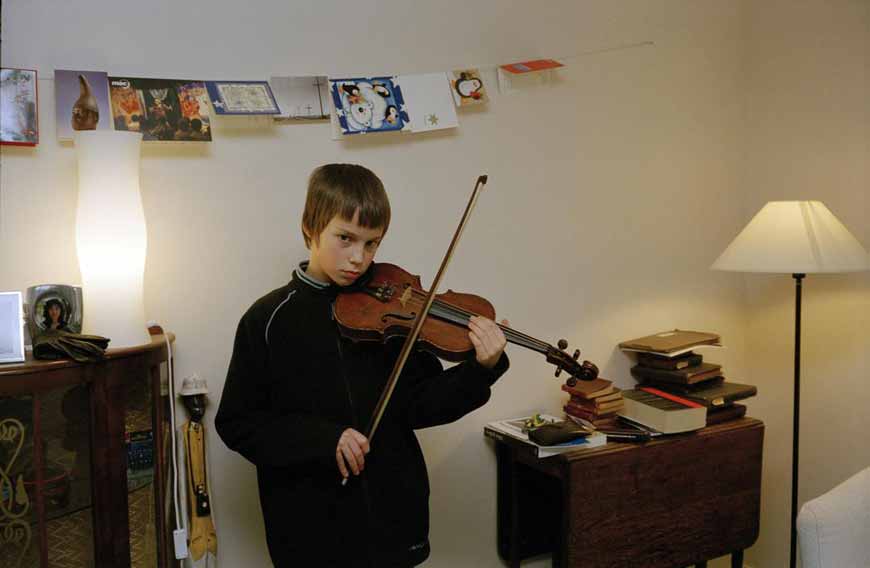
[{"xmin": 265, "ymin": 289, "xmax": 296, "ymax": 346}]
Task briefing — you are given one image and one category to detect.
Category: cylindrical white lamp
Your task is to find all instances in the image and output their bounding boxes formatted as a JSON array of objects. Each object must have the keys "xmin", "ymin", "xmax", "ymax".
[{"xmin": 74, "ymin": 130, "xmax": 150, "ymax": 348}]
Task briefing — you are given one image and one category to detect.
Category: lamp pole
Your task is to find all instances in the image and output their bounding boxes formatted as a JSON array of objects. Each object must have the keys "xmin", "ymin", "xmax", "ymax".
[{"xmin": 790, "ymin": 273, "xmax": 804, "ymax": 568}]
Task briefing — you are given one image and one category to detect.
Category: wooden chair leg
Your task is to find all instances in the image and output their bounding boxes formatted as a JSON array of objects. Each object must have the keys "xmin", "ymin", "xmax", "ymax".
[{"xmin": 731, "ymin": 550, "xmax": 744, "ymax": 568}]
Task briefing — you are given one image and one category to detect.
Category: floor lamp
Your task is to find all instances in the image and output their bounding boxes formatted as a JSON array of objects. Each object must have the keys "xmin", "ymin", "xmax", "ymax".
[{"xmin": 711, "ymin": 201, "xmax": 869, "ymax": 568}]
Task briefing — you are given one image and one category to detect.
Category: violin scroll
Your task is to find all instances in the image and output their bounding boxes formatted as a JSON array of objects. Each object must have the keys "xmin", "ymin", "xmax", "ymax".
[{"xmin": 547, "ymin": 339, "xmax": 599, "ymax": 384}]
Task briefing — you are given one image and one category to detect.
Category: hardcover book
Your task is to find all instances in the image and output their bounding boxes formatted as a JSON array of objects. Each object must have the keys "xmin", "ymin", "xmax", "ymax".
[
  {"xmin": 619, "ymin": 329, "xmax": 721, "ymax": 355},
  {"xmin": 561, "ymin": 378, "xmax": 614, "ymax": 399},
  {"xmin": 636, "ymin": 351, "xmax": 702, "ymax": 370},
  {"xmin": 569, "ymin": 389, "xmax": 622, "ymax": 406},
  {"xmin": 706, "ymin": 403, "xmax": 747, "ymax": 425},
  {"xmin": 564, "ymin": 402, "xmax": 623, "ymax": 420},
  {"xmin": 566, "ymin": 396, "xmax": 624, "ymax": 413},
  {"xmin": 619, "ymin": 388, "xmax": 707, "ymax": 434},
  {"xmin": 640, "ymin": 381, "xmax": 757, "ymax": 408},
  {"xmin": 565, "ymin": 413, "xmax": 620, "ymax": 430},
  {"xmin": 631, "ymin": 362, "xmax": 723, "ymax": 385}
]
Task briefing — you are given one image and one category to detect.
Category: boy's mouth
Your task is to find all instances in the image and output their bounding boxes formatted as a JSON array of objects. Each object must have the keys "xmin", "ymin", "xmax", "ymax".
[{"xmin": 341, "ymin": 270, "xmax": 360, "ymax": 278}]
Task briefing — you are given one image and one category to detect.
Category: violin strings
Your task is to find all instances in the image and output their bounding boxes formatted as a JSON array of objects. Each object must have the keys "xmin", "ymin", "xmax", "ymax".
[
  {"xmin": 418, "ymin": 294, "xmax": 550, "ymax": 352},
  {"xmin": 403, "ymin": 289, "xmax": 551, "ymax": 353},
  {"xmin": 412, "ymin": 290, "xmax": 551, "ymax": 350}
]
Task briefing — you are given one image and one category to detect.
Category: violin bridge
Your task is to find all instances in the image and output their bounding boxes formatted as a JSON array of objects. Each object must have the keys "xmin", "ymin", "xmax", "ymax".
[{"xmin": 399, "ymin": 285, "xmax": 412, "ymax": 308}]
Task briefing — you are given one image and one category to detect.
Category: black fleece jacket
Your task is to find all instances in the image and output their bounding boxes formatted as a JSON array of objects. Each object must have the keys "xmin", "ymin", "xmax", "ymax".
[{"xmin": 215, "ymin": 263, "xmax": 509, "ymax": 567}]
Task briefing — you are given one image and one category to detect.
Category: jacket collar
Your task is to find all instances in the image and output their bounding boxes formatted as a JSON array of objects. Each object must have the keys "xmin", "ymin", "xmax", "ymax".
[{"xmin": 293, "ymin": 261, "xmax": 374, "ymax": 296}]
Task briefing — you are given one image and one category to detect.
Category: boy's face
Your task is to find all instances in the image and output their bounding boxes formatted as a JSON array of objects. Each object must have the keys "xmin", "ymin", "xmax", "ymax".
[{"xmin": 306, "ymin": 209, "xmax": 384, "ymax": 286}]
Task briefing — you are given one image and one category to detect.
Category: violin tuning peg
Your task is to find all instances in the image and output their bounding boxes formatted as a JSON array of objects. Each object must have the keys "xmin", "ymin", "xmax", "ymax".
[
  {"xmin": 555, "ymin": 367, "xmax": 563, "ymax": 378},
  {"xmin": 557, "ymin": 339, "xmax": 568, "ymax": 350},
  {"xmin": 572, "ymin": 349, "xmax": 580, "ymax": 361},
  {"xmin": 566, "ymin": 377, "xmax": 577, "ymax": 387},
  {"xmin": 582, "ymin": 361, "xmax": 600, "ymax": 381}
]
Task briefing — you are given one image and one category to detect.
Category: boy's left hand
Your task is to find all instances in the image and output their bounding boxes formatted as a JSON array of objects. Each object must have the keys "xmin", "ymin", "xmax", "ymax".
[{"xmin": 468, "ymin": 316, "xmax": 509, "ymax": 369}]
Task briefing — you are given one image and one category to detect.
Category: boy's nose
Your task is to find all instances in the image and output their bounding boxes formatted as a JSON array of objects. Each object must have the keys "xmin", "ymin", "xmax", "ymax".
[{"xmin": 350, "ymin": 247, "xmax": 364, "ymax": 264}]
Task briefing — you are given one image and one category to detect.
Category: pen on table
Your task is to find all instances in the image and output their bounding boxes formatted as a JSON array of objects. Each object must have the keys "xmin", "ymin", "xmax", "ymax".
[{"xmin": 598, "ymin": 429, "xmax": 652, "ymax": 442}]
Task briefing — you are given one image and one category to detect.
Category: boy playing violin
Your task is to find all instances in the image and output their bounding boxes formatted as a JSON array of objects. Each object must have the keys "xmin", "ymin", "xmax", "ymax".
[{"xmin": 215, "ymin": 163, "xmax": 509, "ymax": 567}]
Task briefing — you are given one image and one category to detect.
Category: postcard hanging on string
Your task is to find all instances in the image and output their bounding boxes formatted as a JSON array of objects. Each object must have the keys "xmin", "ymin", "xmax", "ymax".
[
  {"xmin": 55, "ymin": 70, "xmax": 112, "ymax": 141},
  {"xmin": 329, "ymin": 77, "xmax": 409, "ymax": 135},
  {"xmin": 270, "ymin": 76, "xmax": 330, "ymax": 121},
  {"xmin": 1, "ymin": 68, "xmax": 39, "ymax": 146},
  {"xmin": 395, "ymin": 73, "xmax": 458, "ymax": 133},
  {"xmin": 500, "ymin": 59, "xmax": 564, "ymax": 75},
  {"xmin": 108, "ymin": 76, "xmax": 212, "ymax": 142},
  {"xmin": 449, "ymin": 69, "xmax": 488, "ymax": 107},
  {"xmin": 328, "ymin": 95, "xmax": 344, "ymax": 140},
  {"xmin": 206, "ymin": 80, "xmax": 281, "ymax": 115},
  {"xmin": 497, "ymin": 58, "xmax": 564, "ymax": 95}
]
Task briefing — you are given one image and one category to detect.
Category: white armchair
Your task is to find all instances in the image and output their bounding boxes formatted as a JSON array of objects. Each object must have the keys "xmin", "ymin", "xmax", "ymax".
[{"xmin": 797, "ymin": 466, "xmax": 870, "ymax": 568}]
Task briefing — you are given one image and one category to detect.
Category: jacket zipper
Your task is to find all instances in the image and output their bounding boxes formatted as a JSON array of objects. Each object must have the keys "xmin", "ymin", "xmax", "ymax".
[
  {"xmin": 332, "ymin": 304, "xmax": 361, "ymax": 430},
  {"xmin": 332, "ymin": 304, "xmax": 377, "ymax": 567}
]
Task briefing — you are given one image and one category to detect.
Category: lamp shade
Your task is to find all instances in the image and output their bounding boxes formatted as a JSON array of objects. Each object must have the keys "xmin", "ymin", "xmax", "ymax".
[
  {"xmin": 74, "ymin": 130, "xmax": 150, "ymax": 347},
  {"xmin": 712, "ymin": 201, "xmax": 870, "ymax": 274}
]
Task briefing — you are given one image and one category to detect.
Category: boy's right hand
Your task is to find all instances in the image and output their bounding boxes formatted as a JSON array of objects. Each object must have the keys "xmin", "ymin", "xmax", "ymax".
[{"xmin": 336, "ymin": 428, "xmax": 370, "ymax": 479}]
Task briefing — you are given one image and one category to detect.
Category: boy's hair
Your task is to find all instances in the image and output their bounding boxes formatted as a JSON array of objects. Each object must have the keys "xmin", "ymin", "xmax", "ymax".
[{"xmin": 301, "ymin": 164, "xmax": 391, "ymax": 248}]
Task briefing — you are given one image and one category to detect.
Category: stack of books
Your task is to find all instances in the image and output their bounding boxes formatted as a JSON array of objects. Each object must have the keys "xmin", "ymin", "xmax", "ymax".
[
  {"xmin": 561, "ymin": 377, "xmax": 624, "ymax": 429},
  {"xmin": 619, "ymin": 330, "xmax": 757, "ymax": 429}
]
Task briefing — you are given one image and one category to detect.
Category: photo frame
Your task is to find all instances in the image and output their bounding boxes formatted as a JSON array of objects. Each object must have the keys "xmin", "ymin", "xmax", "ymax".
[
  {"xmin": 0, "ymin": 292, "xmax": 25, "ymax": 363},
  {"xmin": 25, "ymin": 284, "xmax": 83, "ymax": 339}
]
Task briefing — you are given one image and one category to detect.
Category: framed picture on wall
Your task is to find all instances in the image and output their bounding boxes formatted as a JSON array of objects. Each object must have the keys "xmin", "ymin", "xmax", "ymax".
[
  {"xmin": 0, "ymin": 292, "xmax": 26, "ymax": 363},
  {"xmin": 1, "ymin": 68, "xmax": 39, "ymax": 146}
]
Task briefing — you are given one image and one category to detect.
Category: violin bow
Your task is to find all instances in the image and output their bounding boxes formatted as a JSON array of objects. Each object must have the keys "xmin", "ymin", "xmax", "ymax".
[{"xmin": 365, "ymin": 175, "xmax": 488, "ymax": 444}]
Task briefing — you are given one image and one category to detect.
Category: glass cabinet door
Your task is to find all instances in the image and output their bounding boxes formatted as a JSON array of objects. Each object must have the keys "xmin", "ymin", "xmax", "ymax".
[
  {"xmin": 123, "ymin": 368, "xmax": 157, "ymax": 568},
  {"xmin": 0, "ymin": 387, "xmax": 95, "ymax": 568}
]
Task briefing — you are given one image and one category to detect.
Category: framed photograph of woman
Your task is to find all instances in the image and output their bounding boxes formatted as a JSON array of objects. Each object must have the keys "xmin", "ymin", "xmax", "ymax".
[
  {"xmin": 25, "ymin": 285, "xmax": 83, "ymax": 339},
  {"xmin": 0, "ymin": 292, "xmax": 25, "ymax": 363}
]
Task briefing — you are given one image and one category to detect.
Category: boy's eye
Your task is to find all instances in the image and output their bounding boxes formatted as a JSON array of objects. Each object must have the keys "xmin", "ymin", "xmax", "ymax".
[{"xmin": 339, "ymin": 235, "xmax": 351, "ymax": 242}]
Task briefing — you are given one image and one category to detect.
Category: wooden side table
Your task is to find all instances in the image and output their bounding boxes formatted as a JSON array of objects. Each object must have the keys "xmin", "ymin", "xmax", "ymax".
[
  {"xmin": 0, "ymin": 333, "xmax": 175, "ymax": 568},
  {"xmin": 494, "ymin": 418, "xmax": 764, "ymax": 567}
]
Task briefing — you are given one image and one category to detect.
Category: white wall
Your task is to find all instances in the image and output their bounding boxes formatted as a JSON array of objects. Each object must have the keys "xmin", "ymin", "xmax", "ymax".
[
  {"xmin": 6, "ymin": 1, "xmax": 862, "ymax": 567},
  {"xmin": 741, "ymin": 2, "xmax": 869, "ymax": 567}
]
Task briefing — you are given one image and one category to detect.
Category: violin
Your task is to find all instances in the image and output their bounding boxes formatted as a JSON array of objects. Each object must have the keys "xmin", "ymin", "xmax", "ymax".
[
  {"xmin": 334, "ymin": 263, "xmax": 599, "ymax": 385},
  {"xmin": 340, "ymin": 175, "xmax": 597, "ymax": 457}
]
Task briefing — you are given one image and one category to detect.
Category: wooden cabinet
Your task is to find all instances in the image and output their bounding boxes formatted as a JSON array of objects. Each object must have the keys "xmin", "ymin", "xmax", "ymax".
[
  {"xmin": 495, "ymin": 418, "xmax": 764, "ymax": 568},
  {"xmin": 0, "ymin": 333, "xmax": 175, "ymax": 568}
]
